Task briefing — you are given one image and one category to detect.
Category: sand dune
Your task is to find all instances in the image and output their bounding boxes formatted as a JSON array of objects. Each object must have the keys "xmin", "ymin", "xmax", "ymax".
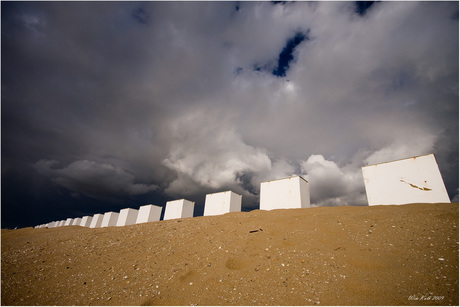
[{"xmin": 2, "ymin": 203, "xmax": 458, "ymax": 306}]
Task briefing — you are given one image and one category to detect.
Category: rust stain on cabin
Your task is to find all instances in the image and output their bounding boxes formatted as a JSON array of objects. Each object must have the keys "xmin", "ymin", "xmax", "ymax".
[{"xmin": 400, "ymin": 179, "xmax": 432, "ymax": 191}]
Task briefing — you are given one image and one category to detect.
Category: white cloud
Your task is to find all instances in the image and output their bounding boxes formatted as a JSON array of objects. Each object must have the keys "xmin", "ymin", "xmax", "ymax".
[
  {"xmin": 162, "ymin": 110, "xmax": 271, "ymax": 196},
  {"xmin": 364, "ymin": 133, "xmax": 438, "ymax": 166},
  {"xmin": 301, "ymin": 155, "xmax": 366, "ymax": 206}
]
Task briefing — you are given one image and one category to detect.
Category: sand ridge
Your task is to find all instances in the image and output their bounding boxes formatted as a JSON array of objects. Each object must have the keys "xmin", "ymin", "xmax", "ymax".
[{"xmin": 1, "ymin": 203, "xmax": 458, "ymax": 305}]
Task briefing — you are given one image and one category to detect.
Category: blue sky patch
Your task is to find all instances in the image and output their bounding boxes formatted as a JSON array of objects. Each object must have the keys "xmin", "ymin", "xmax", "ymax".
[
  {"xmin": 132, "ymin": 7, "xmax": 148, "ymax": 24},
  {"xmin": 355, "ymin": 1, "xmax": 376, "ymax": 16},
  {"xmin": 273, "ymin": 31, "xmax": 308, "ymax": 77}
]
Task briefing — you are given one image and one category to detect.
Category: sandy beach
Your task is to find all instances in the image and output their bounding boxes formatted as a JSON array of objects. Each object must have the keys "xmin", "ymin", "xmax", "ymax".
[{"xmin": 2, "ymin": 203, "xmax": 458, "ymax": 306}]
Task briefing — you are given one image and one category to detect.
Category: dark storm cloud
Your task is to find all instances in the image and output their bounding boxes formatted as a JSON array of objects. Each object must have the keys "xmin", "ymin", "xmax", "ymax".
[
  {"xmin": 2, "ymin": 2, "xmax": 458, "ymax": 227},
  {"xmin": 34, "ymin": 160, "xmax": 158, "ymax": 201}
]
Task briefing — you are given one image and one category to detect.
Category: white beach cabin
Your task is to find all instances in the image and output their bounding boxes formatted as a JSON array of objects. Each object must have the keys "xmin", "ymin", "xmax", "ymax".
[
  {"xmin": 260, "ymin": 175, "xmax": 311, "ymax": 210},
  {"xmin": 204, "ymin": 191, "xmax": 242, "ymax": 216},
  {"xmin": 116, "ymin": 208, "xmax": 139, "ymax": 226},
  {"xmin": 71, "ymin": 218, "xmax": 82, "ymax": 226},
  {"xmin": 80, "ymin": 216, "xmax": 93, "ymax": 227},
  {"xmin": 136, "ymin": 204, "xmax": 162, "ymax": 224},
  {"xmin": 362, "ymin": 154, "xmax": 451, "ymax": 206},
  {"xmin": 89, "ymin": 213, "xmax": 104, "ymax": 228},
  {"xmin": 163, "ymin": 199, "xmax": 195, "ymax": 220},
  {"xmin": 101, "ymin": 212, "xmax": 119, "ymax": 227}
]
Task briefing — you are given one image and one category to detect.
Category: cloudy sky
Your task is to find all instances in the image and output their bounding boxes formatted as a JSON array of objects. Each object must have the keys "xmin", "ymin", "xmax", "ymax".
[{"xmin": 2, "ymin": 1, "xmax": 458, "ymax": 228}]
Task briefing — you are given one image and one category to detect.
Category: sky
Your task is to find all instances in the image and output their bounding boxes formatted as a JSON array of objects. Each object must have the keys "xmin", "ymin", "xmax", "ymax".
[{"xmin": 2, "ymin": 1, "xmax": 459, "ymax": 228}]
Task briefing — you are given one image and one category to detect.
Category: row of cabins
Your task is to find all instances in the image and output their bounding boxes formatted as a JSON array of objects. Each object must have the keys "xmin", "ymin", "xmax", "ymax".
[
  {"xmin": 35, "ymin": 176, "xmax": 309, "ymax": 228},
  {"xmin": 35, "ymin": 154, "xmax": 451, "ymax": 228}
]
